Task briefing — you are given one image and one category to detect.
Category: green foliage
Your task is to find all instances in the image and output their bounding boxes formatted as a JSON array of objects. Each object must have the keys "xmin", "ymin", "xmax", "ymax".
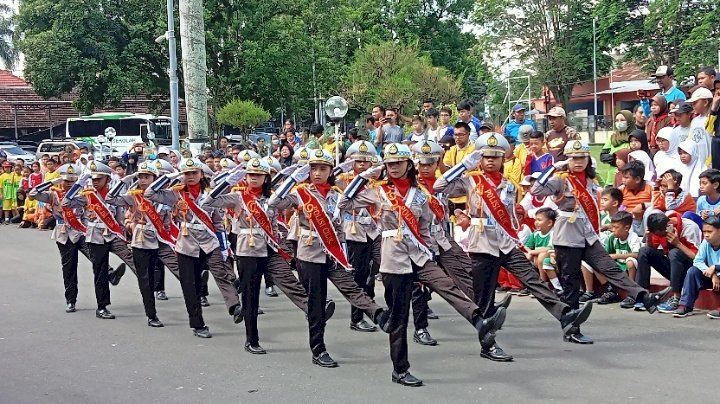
[
  {"xmin": 340, "ymin": 41, "xmax": 461, "ymax": 115},
  {"xmin": 216, "ymin": 100, "xmax": 271, "ymax": 131},
  {"xmin": 0, "ymin": 3, "xmax": 19, "ymax": 70}
]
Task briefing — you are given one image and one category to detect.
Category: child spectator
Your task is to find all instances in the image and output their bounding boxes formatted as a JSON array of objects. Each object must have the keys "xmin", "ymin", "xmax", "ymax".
[
  {"xmin": 407, "ymin": 115, "xmax": 432, "ymax": 143},
  {"xmin": 628, "ymin": 150, "xmax": 655, "ymax": 184},
  {"xmin": 504, "ymin": 136, "xmax": 523, "ymax": 192},
  {"xmin": 17, "ymin": 190, "xmax": 37, "ymax": 228},
  {"xmin": 653, "ymin": 127, "xmax": 680, "ymax": 177},
  {"xmin": 20, "ymin": 166, "xmax": 31, "ymax": 192},
  {"xmin": 523, "ymin": 130, "xmax": 553, "ymax": 175},
  {"xmin": 605, "ymin": 211, "xmax": 641, "ymax": 284},
  {"xmin": 619, "ymin": 160, "xmax": 653, "ymax": 213},
  {"xmin": 671, "ymin": 102, "xmax": 693, "ymax": 143},
  {"xmin": 600, "ymin": 187, "xmax": 623, "ymax": 238},
  {"xmin": 29, "ymin": 162, "xmax": 44, "ymax": 190},
  {"xmin": 673, "ymin": 216, "xmax": 720, "ymax": 318},
  {"xmin": 653, "ymin": 169, "xmax": 696, "ymax": 215},
  {"xmin": 697, "ymin": 169, "xmax": 720, "ymax": 219},
  {"xmin": 0, "ymin": 161, "xmax": 21, "ymax": 224},
  {"xmin": 677, "ymin": 140, "xmax": 705, "ymax": 197},
  {"xmin": 613, "ymin": 148, "xmax": 631, "ymax": 187},
  {"xmin": 634, "ymin": 212, "xmax": 701, "ymax": 312},
  {"xmin": 645, "ymin": 94, "xmax": 672, "ymax": 154},
  {"xmin": 686, "ymin": 87, "xmax": 714, "ymax": 165},
  {"xmin": 524, "ymin": 207, "xmax": 562, "ymax": 294},
  {"xmin": 519, "ymin": 173, "xmax": 558, "ymax": 218},
  {"xmin": 43, "ymin": 158, "xmax": 60, "ymax": 182}
]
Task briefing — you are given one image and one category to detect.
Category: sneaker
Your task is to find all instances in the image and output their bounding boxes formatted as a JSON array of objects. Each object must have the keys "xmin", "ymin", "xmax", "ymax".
[
  {"xmin": 508, "ymin": 288, "xmax": 523, "ymax": 295},
  {"xmin": 620, "ymin": 297, "xmax": 636, "ymax": 309},
  {"xmin": 597, "ymin": 290, "xmax": 620, "ymax": 305},
  {"xmin": 672, "ymin": 306, "xmax": 694, "ymax": 318},
  {"xmin": 633, "ymin": 301, "xmax": 646, "ymax": 311},
  {"xmin": 657, "ymin": 296, "xmax": 680, "ymax": 313},
  {"xmin": 516, "ymin": 288, "xmax": 530, "ymax": 297},
  {"xmin": 707, "ymin": 308, "xmax": 720, "ymax": 319},
  {"xmin": 155, "ymin": 291, "xmax": 168, "ymax": 300},
  {"xmin": 578, "ymin": 291, "xmax": 597, "ymax": 304}
]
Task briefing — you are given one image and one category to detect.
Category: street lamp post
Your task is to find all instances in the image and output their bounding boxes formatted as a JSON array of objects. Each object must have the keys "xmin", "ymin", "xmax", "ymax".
[
  {"xmin": 156, "ymin": 0, "xmax": 181, "ymax": 151},
  {"xmin": 104, "ymin": 127, "xmax": 116, "ymax": 160},
  {"xmin": 324, "ymin": 96, "xmax": 349, "ymax": 166}
]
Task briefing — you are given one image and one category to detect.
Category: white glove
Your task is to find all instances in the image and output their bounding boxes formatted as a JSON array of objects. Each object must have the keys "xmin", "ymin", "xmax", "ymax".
[
  {"xmin": 77, "ymin": 170, "xmax": 92, "ymax": 184},
  {"xmin": 461, "ymin": 150, "xmax": 483, "ymax": 170},
  {"xmin": 359, "ymin": 165, "xmax": 384, "ymax": 180},
  {"xmin": 226, "ymin": 167, "xmax": 247, "ymax": 185},
  {"xmin": 167, "ymin": 171, "xmax": 184, "ymax": 180},
  {"xmin": 337, "ymin": 159, "xmax": 355, "ymax": 174},
  {"xmin": 290, "ymin": 164, "xmax": 311, "ymax": 183},
  {"xmin": 553, "ymin": 159, "xmax": 570, "ymax": 170},
  {"xmin": 279, "ymin": 164, "xmax": 298, "ymax": 176},
  {"xmin": 121, "ymin": 172, "xmax": 138, "ymax": 185}
]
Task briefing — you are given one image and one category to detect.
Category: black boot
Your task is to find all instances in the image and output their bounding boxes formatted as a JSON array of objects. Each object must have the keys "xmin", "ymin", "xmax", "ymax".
[
  {"xmin": 642, "ymin": 286, "xmax": 673, "ymax": 314},
  {"xmin": 563, "ymin": 326, "xmax": 593, "ymax": 344},
  {"xmin": 392, "ymin": 371, "xmax": 423, "ymax": 387},
  {"xmin": 474, "ymin": 307, "xmax": 506, "ymax": 346}
]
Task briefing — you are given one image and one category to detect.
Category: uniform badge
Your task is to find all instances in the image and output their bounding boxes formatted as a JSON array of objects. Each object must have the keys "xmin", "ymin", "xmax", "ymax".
[
  {"xmin": 421, "ymin": 142, "xmax": 431, "ymax": 154},
  {"xmin": 573, "ymin": 140, "xmax": 582, "ymax": 150},
  {"xmin": 388, "ymin": 144, "xmax": 398, "ymax": 155},
  {"xmin": 488, "ymin": 135, "xmax": 498, "ymax": 147},
  {"xmin": 359, "ymin": 143, "xmax": 368, "ymax": 153},
  {"xmin": 67, "ymin": 166, "xmax": 75, "ymax": 174}
]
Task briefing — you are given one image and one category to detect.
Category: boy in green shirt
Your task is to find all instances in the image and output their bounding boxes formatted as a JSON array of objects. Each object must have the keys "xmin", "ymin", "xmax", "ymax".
[
  {"xmin": 604, "ymin": 211, "xmax": 641, "ymax": 281},
  {"xmin": 0, "ymin": 162, "xmax": 21, "ymax": 224},
  {"xmin": 524, "ymin": 207, "xmax": 562, "ymax": 294}
]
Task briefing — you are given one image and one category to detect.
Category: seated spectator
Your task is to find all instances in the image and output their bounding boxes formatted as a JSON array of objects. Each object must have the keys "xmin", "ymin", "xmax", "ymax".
[
  {"xmin": 653, "ymin": 169, "xmax": 697, "ymax": 215},
  {"xmin": 653, "ymin": 126, "xmax": 680, "ymax": 177},
  {"xmin": 519, "ymin": 173, "xmax": 557, "ymax": 218},
  {"xmin": 634, "ymin": 212, "xmax": 701, "ymax": 312},
  {"xmin": 523, "ymin": 130, "xmax": 553, "ymax": 175},
  {"xmin": 18, "ymin": 190, "xmax": 37, "ymax": 228},
  {"xmin": 628, "ymin": 149, "xmax": 655, "ymax": 184},
  {"xmin": 619, "ymin": 160, "xmax": 653, "ymax": 213},
  {"xmin": 613, "ymin": 148, "xmax": 631, "ymax": 187},
  {"xmin": 524, "ymin": 207, "xmax": 562, "ymax": 294},
  {"xmin": 600, "ymin": 187, "xmax": 623, "ymax": 235},
  {"xmin": 697, "ymin": 169, "xmax": 720, "ymax": 219},
  {"xmin": 673, "ymin": 216, "xmax": 720, "ymax": 318},
  {"xmin": 677, "ymin": 140, "xmax": 706, "ymax": 197},
  {"xmin": 604, "ymin": 211, "xmax": 641, "ymax": 284}
]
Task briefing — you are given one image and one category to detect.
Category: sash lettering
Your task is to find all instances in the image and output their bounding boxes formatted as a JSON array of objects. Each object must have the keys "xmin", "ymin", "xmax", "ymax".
[
  {"xmin": 239, "ymin": 191, "xmax": 293, "ymax": 261},
  {"xmin": 86, "ymin": 191, "xmax": 127, "ymax": 242},
  {"xmin": 133, "ymin": 194, "xmax": 176, "ymax": 247},
  {"xmin": 378, "ymin": 185, "xmax": 433, "ymax": 259},
  {"xmin": 181, "ymin": 192, "xmax": 217, "ymax": 233},
  {"xmin": 295, "ymin": 185, "xmax": 351, "ymax": 270},
  {"xmin": 53, "ymin": 189, "xmax": 87, "ymax": 233},
  {"xmin": 568, "ymin": 176, "xmax": 600, "ymax": 233}
]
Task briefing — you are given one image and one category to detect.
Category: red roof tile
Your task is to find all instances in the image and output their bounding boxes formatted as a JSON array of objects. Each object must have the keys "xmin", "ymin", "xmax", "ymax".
[{"xmin": 0, "ymin": 70, "xmax": 28, "ymax": 87}]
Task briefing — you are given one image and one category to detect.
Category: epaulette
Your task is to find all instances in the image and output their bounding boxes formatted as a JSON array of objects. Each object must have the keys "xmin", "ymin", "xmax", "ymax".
[
  {"xmin": 416, "ymin": 183, "xmax": 432, "ymax": 196},
  {"xmin": 465, "ymin": 170, "xmax": 482, "ymax": 177},
  {"xmin": 337, "ymin": 172, "xmax": 354, "ymax": 181},
  {"xmin": 369, "ymin": 179, "xmax": 388, "ymax": 188},
  {"xmin": 331, "ymin": 186, "xmax": 343, "ymax": 194},
  {"xmin": 555, "ymin": 172, "xmax": 570, "ymax": 180},
  {"xmin": 170, "ymin": 184, "xmax": 185, "ymax": 192},
  {"xmin": 50, "ymin": 185, "xmax": 63, "ymax": 192},
  {"xmin": 231, "ymin": 185, "xmax": 246, "ymax": 192},
  {"xmin": 127, "ymin": 189, "xmax": 144, "ymax": 196},
  {"xmin": 293, "ymin": 183, "xmax": 309, "ymax": 191}
]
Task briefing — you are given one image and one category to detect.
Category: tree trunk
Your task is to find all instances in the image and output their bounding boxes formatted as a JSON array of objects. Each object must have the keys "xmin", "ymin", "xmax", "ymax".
[{"xmin": 178, "ymin": 0, "xmax": 208, "ymax": 147}]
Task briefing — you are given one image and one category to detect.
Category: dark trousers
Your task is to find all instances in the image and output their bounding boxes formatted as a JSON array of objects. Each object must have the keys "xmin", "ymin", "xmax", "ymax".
[
  {"xmin": 437, "ymin": 241, "xmax": 474, "ymax": 298},
  {"xmin": 108, "ymin": 238, "xmax": 137, "ymax": 277},
  {"xmin": 367, "ymin": 236, "xmax": 381, "ymax": 298},
  {"xmin": 203, "ymin": 248, "xmax": 240, "ymax": 313},
  {"xmin": 266, "ymin": 250, "xmax": 309, "ymax": 313},
  {"xmin": 177, "ymin": 251, "xmax": 208, "ymax": 329},
  {"xmin": 236, "ymin": 256, "xmax": 268, "ymax": 345},
  {"xmin": 679, "ymin": 267, "xmax": 714, "ymax": 309},
  {"xmin": 415, "ymin": 261, "xmax": 479, "ymax": 325},
  {"xmin": 152, "ymin": 243, "xmax": 182, "ymax": 291},
  {"xmin": 327, "ymin": 265, "xmax": 381, "ymax": 319},
  {"xmin": 297, "ymin": 260, "xmax": 330, "ymax": 356},
  {"xmin": 131, "ymin": 248, "xmax": 159, "ymax": 319},
  {"xmin": 470, "ymin": 248, "xmax": 568, "ymax": 320},
  {"xmin": 87, "ymin": 242, "xmax": 112, "ymax": 309},
  {"xmin": 636, "ymin": 246, "xmax": 693, "ymax": 293},
  {"xmin": 56, "ymin": 238, "xmax": 86, "ymax": 304},
  {"xmin": 555, "ymin": 241, "xmax": 647, "ymax": 309},
  {"xmin": 348, "ymin": 240, "xmax": 374, "ymax": 323},
  {"xmin": 712, "ymin": 135, "xmax": 720, "ymax": 170},
  {"xmin": 383, "ymin": 273, "xmax": 414, "ymax": 374},
  {"xmin": 411, "ymin": 284, "xmax": 428, "ymax": 329}
]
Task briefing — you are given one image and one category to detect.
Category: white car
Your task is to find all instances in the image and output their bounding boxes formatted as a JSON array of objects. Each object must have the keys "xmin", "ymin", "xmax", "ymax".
[{"xmin": 0, "ymin": 144, "xmax": 36, "ymax": 164}]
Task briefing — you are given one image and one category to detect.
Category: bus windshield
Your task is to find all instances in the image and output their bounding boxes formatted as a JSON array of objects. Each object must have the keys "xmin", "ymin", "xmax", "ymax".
[{"xmin": 66, "ymin": 113, "xmax": 172, "ymax": 151}]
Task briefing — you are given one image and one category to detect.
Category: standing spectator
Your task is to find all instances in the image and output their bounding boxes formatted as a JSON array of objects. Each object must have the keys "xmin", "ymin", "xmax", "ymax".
[
  {"xmin": 671, "ymin": 102, "xmax": 694, "ymax": 142},
  {"xmin": 439, "ymin": 122, "xmax": 474, "ymax": 211},
  {"xmin": 524, "ymin": 131, "xmax": 553, "ymax": 175},
  {"xmin": 437, "ymin": 107, "xmax": 455, "ymax": 141},
  {"xmin": 256, "ymin": 138, "xmax": 268, "ymax": 156},
  {"xmin": 696, "ymin": 67, "xmax": 716, "ymax": 90},
  {"xmin": 633, "ymin": 104, "xmax": 647, "ymax": 131},
  {"xmin": 708, "ymin": 73, "xmax": 720, "ymax": 169},
  {"xmin": 277, "ymin": 143, "xmax": 294, "ymax": 168},
  {"xmin": 283, "ymin": 129, "xmax": 302, "ymax": 151},
  {"xmin": 424, "ymin": 108, "xmax": 442, "ymax": 141},
  {"xmin": 217, "ymin": 136, "xmax": 229, "ymax": 154},
  {"xmin": 43, "ymin": 158, "xmax": 60, "ymax": 182},
  {"xmin": 365, "ymin": 116, "xmax": 378, "ymax": 147},
  {"xmin": 371, "ymin": 105, "xmax": 385, "ymax": 128},
  {"xmin": 126, "ymin": 153, "xmax": 139, "ymax": 175},
  {"xmin": 20, "ymin": 166, "xmax": 31, "ymax": 192},
  {"xmin": 686, "ymin": 87, "xmax": 714, "ymax": 166},
  {"xmin": 503, "ymin": 104, "xmax": 536, "ymax": 141},
  {"xmin": 544, "ymin": 107, "xmax": 579, "ymax": 161},
  {"xmin": 407, "ymin": 115, "xmax": 430, "ymax": 143},
  {"xmin": 503, "ymin": 135, "xmax": 523, "ymax": 191},
  {"xmin": 29, "ymin": 162, "xmax": 43, "ymax": 189},
  {"xmin": 600, "ymin": 110, "xmax": 634, "ymax": 185},
  {"xmin": 645, "ymin": 95, "xmax": 672, "ymax": 154},
  {"xmin": 1, "ymin": 161, "xmax": 21, "ymax": 224},
  {"xmin": 114, "ymin": 163, "xmax": 127, "ymax": 179},
  {"xmin": 375, "ymin": 108, "xmax": 404, "ymax": 147},
  {"xmin": 640, "ymin": 65, "xmax": 687, "ymax": 117},
  {"xmin": 283, "ymin": 118, "xmax": 295, "ymax": 134},
  {"xmin": 456, "ymin": 100, "xmax": 481, "ymax": 142}
]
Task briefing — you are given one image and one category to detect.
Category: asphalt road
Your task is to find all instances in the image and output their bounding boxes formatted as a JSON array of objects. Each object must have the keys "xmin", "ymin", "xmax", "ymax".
[{"xmin": 0, "ymin": 227, "xmax": 716, "ymax": 403}]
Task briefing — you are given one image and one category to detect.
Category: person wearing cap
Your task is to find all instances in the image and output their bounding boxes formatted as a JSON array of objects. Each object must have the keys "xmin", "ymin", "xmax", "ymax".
[
  {"xmin": 61, "ymin": 161, "xmax": 137, "ymax": 320},
  {"xmin": 531, "ymin": 139, "xmax": 672, "ymax": 343},
  {"xmin": 503, "ymin": 104, "xmax": 536, "ymax": 142},
  {"xmin": 270, "ymin": 149, "xmax": 389, "ymax": 368},
  {"xmin": 435, "ymin": 133, "xmax": 594, "ymax": 356},
  {"xmin": 157, "ymin": 146, "xmax": 171, "ymax": 160},
  {"xmin": 334, "ymin": 140, "xmax": 383, "ymax": 333},
  {"xmin": 670, "ymin": 101, "xmax": 694, "ymax": 144},
  {"xmin": 640, "ymin": 65, "xmax": 687, "ymax": 118},
  {"xmin": 340, "ymin": 143, "xmax": 507, "ymax": 386},
  {"xmin": 145, "ymin": 157, "xmax": 242, "ymax": 339},
  {"xmin": 686, "ymin": 86, "xmax": 714, "ymax": 166},
  {"xmin": 545, "ymin": 106, "xmax": 580, "ymax": 161},
  {"xmin": 440, "ymin": 122, "xmax": 475, "ymax": 211}
]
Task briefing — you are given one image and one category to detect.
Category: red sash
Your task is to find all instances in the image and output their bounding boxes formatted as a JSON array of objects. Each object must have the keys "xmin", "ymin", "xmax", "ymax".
[
  {"xmin": 86, "ymin": 191, "xmax": 127, "ymax": 242},
  {"xmin": 181, "ymin": 192, "xmax": 217, "ymax": 233},
  {"xmin": 380, "ymin": 185, "xmax": 429, "ymax": 249},
  {"xmin": 133, "ymin": 194, "xmax": 176, "ymax": 247},
  {"xmin": 53, "ymin": 189, "xmax": 87, "ymax": 233},
  {"xmin": 427, "ymin": 194, "xmax": 446, "ymax": 222},
  {"xmin": 473, "ymin": 174, "xmax": 521, "ymax": 241},
  {"xmin": 568, "ymin": 176, "xmax": 600, "ymax": 233},
  {"xmin": 239, "ymin": 191, "xmax": 293, "ymax": 261},
  {"xmin": 295, "ymin": 185, "xmax": 351, "ymax": 269}
]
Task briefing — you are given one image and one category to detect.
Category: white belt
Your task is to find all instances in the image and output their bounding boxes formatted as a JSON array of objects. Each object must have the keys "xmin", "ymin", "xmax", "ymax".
[
  {"xmin": 470, "ymin": 218, "xmax": 490, "ymax": 226},
  {"xmin": 430, "ymin": 224, "xmax": 444, "ymax": 233},
  {"xmin": 138, "ymin": 224, "xmax": 155, "ymax": 231},
  {"xmin": 300, "ymin": 229, "xmax": 314, "ymax": 236},
  {"xmin": 88, "ymin": 222, "xmax": 107, "ymax": 229},
  {"xmin": 184, "ymin": 223, "xmax": 207, "ymax": 230},
  {"xmin": 238, "ymin": 228, "xmax": 263, "ymax": 235},
  {"xmin": 355, "ymin": 217, "xmax": 374, "ymax": 225},
  {"xmin": 382, "ymin": 229, "xmax": 406, "ymax": 239},
  {"xmin": 557, "ymin": 211, "xmax": 586, "ymax": 218}
]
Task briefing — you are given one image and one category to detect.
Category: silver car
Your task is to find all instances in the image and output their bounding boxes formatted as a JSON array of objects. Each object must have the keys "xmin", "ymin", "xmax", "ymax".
[{"xmin": 0, "ymin": 144, "xmax": 36, "ymax": 164}]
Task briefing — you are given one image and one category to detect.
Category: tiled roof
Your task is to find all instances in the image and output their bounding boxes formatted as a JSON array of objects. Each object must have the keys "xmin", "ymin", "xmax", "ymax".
[{"xmin": 0, "ymin": 70, "xmax": 28, "ymax": 87}]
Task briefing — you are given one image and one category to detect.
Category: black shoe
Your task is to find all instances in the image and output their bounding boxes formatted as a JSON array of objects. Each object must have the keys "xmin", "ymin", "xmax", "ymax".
[
  {"xmin": 147, "ymin": 317, "xmax": 164, "ymax": 328},
  {"xmin": 578, "ymin": 291, "xmax": 597, "ymax": 304},
  {"xmin": 233, "ymin": 278, "xmax": 242, "ymax": 294},
  {"xmin": 480, "ymin": 343, "xmax": 514, "ymax": 362},
  {"xmin": 265, "ymin": 286, "xmax": 278, "ymax": 297},
  {"xmin": 95, "ymin": 308, "xmax": 115, "ymax": 319},
  {"xmin": 563, "ymin": 326, "xmax": 593, "ymax": 344},
  {"xmin": 561, "ymin": 301, "xmax": 594, "ymax": 337},
  {"xmin": 620, "ymin": 296, "xmax": 636, "ymax": 309},
  {"xmin": 375, "ymin": 308, "xmax": 392, "ymax": 333},
  {"xmin": 413, "ymin": 328, "xmax": 438, "ymax": 346},
  {"xmin": 392, "ymin": 371, "xmax": 423, "ymax": 387},
  {"xmin": 193, "ymin": 326, "xmax": 212, "ymax": 338},
  {"xmin": 325, "ymin": 300, "xmax": 335, "ymax": 321},
  {"xmin": 475, "ymin": 307, "xmax": 506, "ymax": 347},
  {"xmin": 350, "ymin": 319, "xmax": 378, "ymax": 332},
  {"xmin": 244, "ymin": 342, "xmax": 267, "ymax": 354},
  {"xmin": 109, "ymin": 263, "xmax": 126, "ymax": 286},
  {"xmin": 312, "ymin": 351, "xmax": 338, "ymax": 368},
  {"xmin": 155, "ymin": 291, "xmax": 168, "ymax": 301},
  {"xmin": 494, "ymin": 293, "xmax": 512, "ymax": 310},
  {"xmin": 258, "ymin": 308, "xmax": 264, "ymax": 315},
  {"xmin": 200, "ymin": 296, "xmax": 210, "ymax": 307},
  {"xmin": 643, "ymin": 286, "xmax": 673, "ymax": 314},
  {"xmin": 233, "ymin": 304, "xmax": 244, "ymax": 324},
  {"xmin": 65, "ymin": 303, "xmax": 76, "ymax": 313},
  {"xmin": 426, "ymin": 307, "xmax": 439, "ymax": 320},
  {"xmin": 516, "ymin": 288, "xmax": 530, "ymax": 297},
  {"xmin": 597, "ymin": 290, "xmax": 620, "ymax": 305}
]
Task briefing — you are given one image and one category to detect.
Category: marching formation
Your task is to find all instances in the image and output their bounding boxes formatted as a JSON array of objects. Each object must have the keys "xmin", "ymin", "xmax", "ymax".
[{"xmin": 29, "ymin": 134, "xmax": 675, "ymax": 388}]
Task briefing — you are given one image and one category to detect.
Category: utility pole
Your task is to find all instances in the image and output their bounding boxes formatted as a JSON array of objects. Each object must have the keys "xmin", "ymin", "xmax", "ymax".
[
  {"xmin": 165, "ymin": 0, "xmax": 180, "ymax": 151},
  {"xmin": 178, "ymin": 0, "xmax": 209, "ymax": 154}
]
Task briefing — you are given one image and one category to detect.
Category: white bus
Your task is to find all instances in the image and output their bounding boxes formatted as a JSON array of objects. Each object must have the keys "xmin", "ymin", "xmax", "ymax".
[{"xmin": 65, "ymin": 113, "xmax": 172, "ymax": 154}]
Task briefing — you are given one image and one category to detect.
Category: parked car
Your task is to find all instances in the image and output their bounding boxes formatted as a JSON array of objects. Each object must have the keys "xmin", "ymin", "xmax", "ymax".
[
  {"xmin": 35, "ymin": 140, "xmax": 90, "ymax": 160},
  {"xmin": 0, "ymin": 143, "xmax": 37, "ymax": 164}
]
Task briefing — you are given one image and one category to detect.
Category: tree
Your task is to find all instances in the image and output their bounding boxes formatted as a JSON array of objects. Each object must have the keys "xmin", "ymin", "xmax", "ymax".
[
  {"xmin": 474, "ymin": 0, "xmax": 612, "ymax": 109},
  {"xmin": 216, "ymin": 100, "xmax": 271, "ymax": 133},
  {"xmin": 340, "ymin": 41, "xmax": 461, "ymax": 115},
  {"xmin": 0, "ymin": 3, "xmax": 18, "ymax": 70},
  {"xmin": 16, "ymin": 0, "xmax": 169, "ymax": 114}
]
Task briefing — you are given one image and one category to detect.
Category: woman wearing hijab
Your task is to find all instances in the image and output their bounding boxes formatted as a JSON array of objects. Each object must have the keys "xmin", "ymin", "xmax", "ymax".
[
  {"xmin": 628, "ymin": 150, "xmax": 656, "ymax": 184},
  {"xmin": 645, "ymin": 95, "xmax": 672, "ymax": 155},
  {"xmin": 126, "ymin": 153, "xmax": 139, "ymax": 175},
  {"xmin": 653, "ymin": 127, "xmax": 680, "ymax": 177},
  {"xmin": 600, "ymin": 110, "xmax": 635, "ymax": 185},
  {"xmin": 677, "ymin": 140, "xmax": 706, "ymax": 197},
  {"xmin": 628, "ymin": 129, "xmax": 651, "ymax": 155}
]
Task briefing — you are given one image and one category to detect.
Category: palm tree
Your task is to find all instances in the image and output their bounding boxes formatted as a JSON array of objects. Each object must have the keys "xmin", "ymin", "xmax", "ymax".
[{"xmin": 0, "ymin": 3, "xmax": 18, "ymax": 71}]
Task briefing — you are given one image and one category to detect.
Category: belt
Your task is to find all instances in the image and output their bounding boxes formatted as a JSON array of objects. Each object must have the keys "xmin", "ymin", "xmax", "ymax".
[
  {"xmin": 299, "ymin": 229, "xmax": 314, "ymax": 236},
  {"xmin": 557, "ymin": 210, "xmax": 586, "ymax": 218},
  {"xmin": 355, "ymin": 217, "xmax": 374, "ymax": 225},
  {"xmin": 470, "ymin": 218, "xmax": 490, "ymax": 226},
  {"xmin": 56, "ymin": 219, "xmax": 65, "ymax": 225},
  {"xmin": 382, "ymin": 229, "xmax": 407, "ymax": 239},
  {"xmin": 137, "ymin": 224, "xmax": 155, "ymax": 231},
  {"xmin": 430, "ymin": 224, "xmax": 444, "ymax": 233},
  {"xmin": 88, "ymin": 222, "xmax": 107, "ymax": 229},
  {"xmin": 238, "ymin": 228, "xmax": 263, "ymax": 235},
  {"xmin": 184, "ymin": 223, "xmax": 207, "ymax": 230}
]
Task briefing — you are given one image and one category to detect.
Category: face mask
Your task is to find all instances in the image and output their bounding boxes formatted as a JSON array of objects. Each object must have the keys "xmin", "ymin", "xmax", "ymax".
[{"xmin": 615, "ymin": 121, "xmax": 628, "ymax": 132}]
